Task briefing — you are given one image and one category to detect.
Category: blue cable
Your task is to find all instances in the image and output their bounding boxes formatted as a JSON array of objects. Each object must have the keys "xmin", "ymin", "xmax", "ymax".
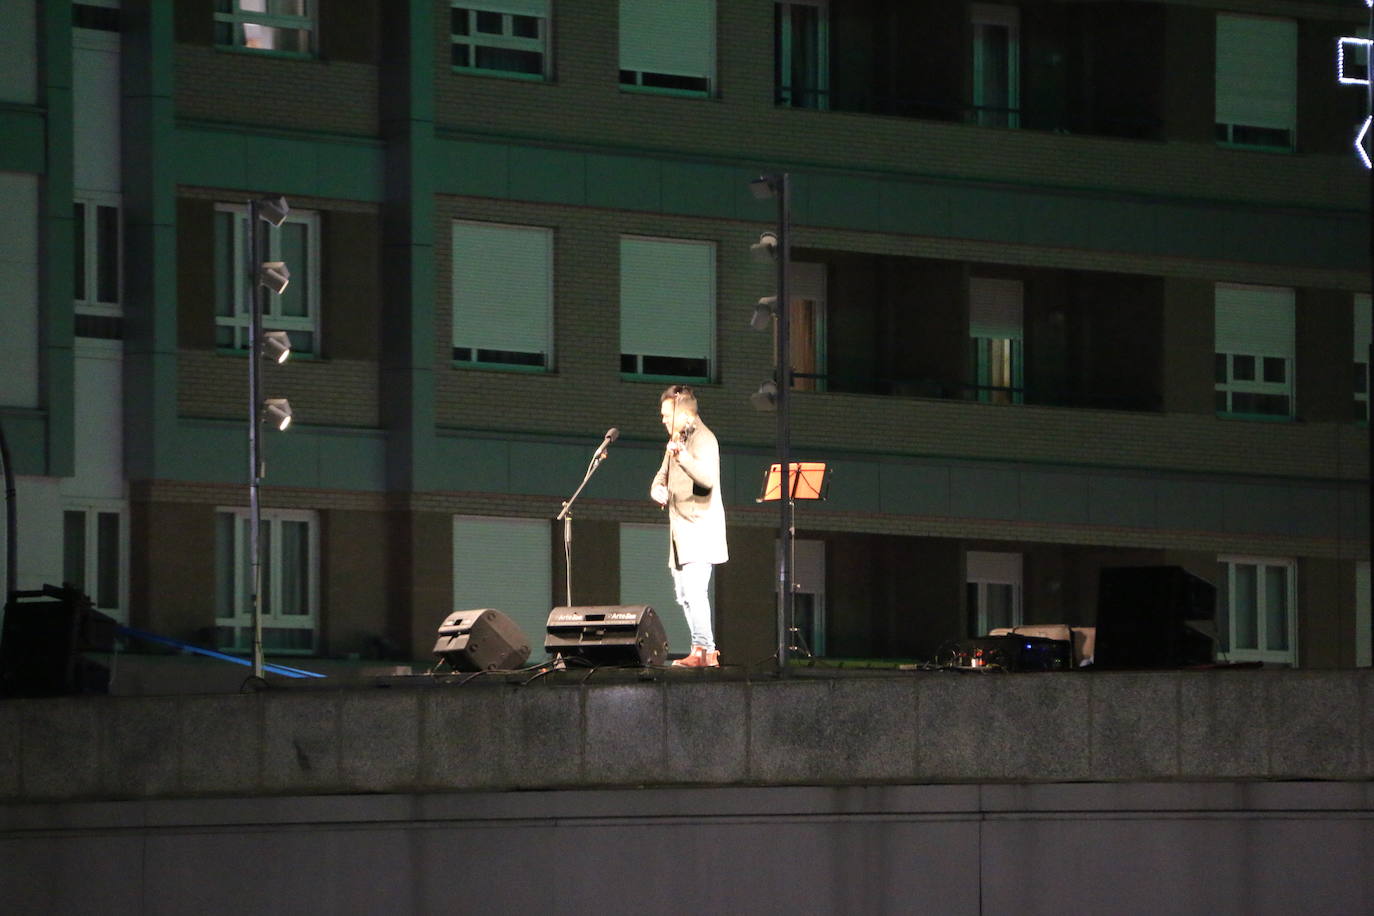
[{"xmin": 116, "ymin": 626, "xmax": 326, "ymax": 678}]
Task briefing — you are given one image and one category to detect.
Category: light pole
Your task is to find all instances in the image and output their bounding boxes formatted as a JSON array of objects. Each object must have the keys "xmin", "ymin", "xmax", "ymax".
[
  {"xmin": 245, "ymin": 196, "xmax": 292, "ymax": 681},
  {"xmin": 749, "ymin": 173, "xmax": 794, "ymax": 675}
]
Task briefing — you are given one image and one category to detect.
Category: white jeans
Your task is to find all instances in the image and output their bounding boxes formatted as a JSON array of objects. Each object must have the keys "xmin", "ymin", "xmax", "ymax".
[{"xmin": 671, "ymin": 561, "xmax": 715, "ymax": 652}]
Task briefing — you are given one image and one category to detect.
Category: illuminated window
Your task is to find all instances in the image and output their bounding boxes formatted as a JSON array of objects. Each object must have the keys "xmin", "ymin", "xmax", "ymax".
[
  {"xmin": 1215, "ymin": 14, "xmax": 1296, "ymax": 150},
  {"xmin": 972, "ymin": 4, "xmax": 1019, "ymax": 128},
  {"xmin": 1218, "ymin": 556, "xmax": 1296, "ymax": 665},
  {"xmin": 619, "ymin": 0, "xmax": 715, "ymax": 95},
  {"xmin": 214, "ymin": 203, "xmax": 320, "ymax": 356},
  {"xmin": 451, "ymin": 220, "xmax": 553, "ymax": 370},
  {"xmin": 1214, "ymin": 284, "xmax": 1294, "ymax": 419},
  {"xmin": 969, "ymin": 277, "xmax": 1023, "ymax": 404},
  {"xmin": 62, "ymin": 504, "xmax": 126, "ymax": 623},
  {"xmin": 450, "ymin": 2, "xmax": 549, "ymax": 79},
  {"xmin": 215, "ymin": 508, "xmax": 319, "ymax": 654},
  {"xmin": 213, "ymin": 0, "xmax": 314, "ymax": 55},
  {"xmin": 620, "ymin": 236, "xmax": 714, "ymax": 381},
  {"xmin": 775, "ymin": 1, "xmax": 828, "ymax": 109},
  {"xmin": 785, "ymin": 262, "xmax": 826, "ymax": 391},
  {"xmin": 1356, "ymin": 293, "xmax": 1370, "ymax": 422},
  {"xmin": 967, "ymin": 551, "xmax": 1022, "ymax": 637}
]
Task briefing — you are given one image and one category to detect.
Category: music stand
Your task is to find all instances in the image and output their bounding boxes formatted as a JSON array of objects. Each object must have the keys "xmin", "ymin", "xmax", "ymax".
[{"xmin": 756, "ymin": 462, "xmax": 830, "ymax": 658}]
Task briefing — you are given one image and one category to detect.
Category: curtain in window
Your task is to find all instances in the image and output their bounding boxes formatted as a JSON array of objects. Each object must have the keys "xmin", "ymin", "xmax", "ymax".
[
  {"xmin": 452, "ymin": 221, "xmax": 552, "ymax": 362},
  {"xmin": 1215, "ymin": 15, "xmax": 1296, "ymax": 133},
  {"xmin": 619, "ymin": 237, "xmax": 714, "ymax": 364},
  {"xmin": 619, "ymin": 0, "xmax": 714, "ymax": 80},
  {"xmin": 452, "ymin": 516, "xmax": 552, "ymax": 659},
  {"xmin": 618, "ymin": 523, "xmax": 691, "ymax": 652}
]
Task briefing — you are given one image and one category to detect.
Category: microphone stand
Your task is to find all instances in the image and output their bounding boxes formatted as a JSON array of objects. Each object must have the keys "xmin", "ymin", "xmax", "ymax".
[{"xmin": 556, "ymin": 432, "xmax": 615, "ymax": 607}]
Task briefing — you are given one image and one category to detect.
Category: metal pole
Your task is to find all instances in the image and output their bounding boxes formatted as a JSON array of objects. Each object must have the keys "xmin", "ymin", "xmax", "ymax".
[
  {"xmin": 247, "ymin": 200, "xmax": 265, "ymax": 681},
  {"xmin": 776, "ymin": 173, "xmax": 793, "ymax": 675}
]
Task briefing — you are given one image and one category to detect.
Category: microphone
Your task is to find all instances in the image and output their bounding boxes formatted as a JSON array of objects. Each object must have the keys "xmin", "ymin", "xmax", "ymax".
[{"xmin": 596, "ymin": 427, "xmax": 619, "ymax": 459}]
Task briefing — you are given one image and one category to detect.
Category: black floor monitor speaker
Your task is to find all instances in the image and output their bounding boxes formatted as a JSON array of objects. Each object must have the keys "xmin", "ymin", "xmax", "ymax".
[
  {"xmin": 948, "ymin": 635, "xmax": 1071, "ymax": 671},
  {"xmin": 1, "ymin": 585, "xmax": 116, "ymax": 697},
  {"xmin": 433, "ymin": 608, "xmax": 531, "ymax": 671},
  {"xmin": 1095, "ymin": 565, "xmax": 1217, "ymax": 669},
  {"xmin": 545, "ymin": 605, "xmax": 668, "ymax": 667}
]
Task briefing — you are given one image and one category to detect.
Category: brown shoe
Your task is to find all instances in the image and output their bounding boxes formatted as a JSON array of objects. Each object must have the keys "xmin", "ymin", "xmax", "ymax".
[
  {"xmin": 704, "ymin": 650, "xmax": 720, "ymax": 668},
  {"xmin": 672, "ymin": 646, "xmax": 707, "ymax": 668}
]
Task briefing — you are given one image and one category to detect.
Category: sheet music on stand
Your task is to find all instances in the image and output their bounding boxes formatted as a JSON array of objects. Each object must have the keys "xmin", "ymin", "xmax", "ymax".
[{"xmin": 756, "ymin": 461, "xmax": 830, "ymax": 502}]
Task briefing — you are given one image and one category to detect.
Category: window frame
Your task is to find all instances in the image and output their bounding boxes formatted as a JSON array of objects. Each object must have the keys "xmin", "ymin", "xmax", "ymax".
[
  {"xmin": 1214, "ymin": 283, "xmax": 1295, "ymax": 421},
  {"xmin": 618, "ymin": 234, "xmax": 716, "ymax": 384},
  {"xmin": 1218, "ymin": 555, "xmax": 1297, "ymax": 665},
  {"xmin": 215, "ymin": 507, "xmax": 320, "ymax": 655},
  {"xmin": 61, "ymin": 501, "xmax": 128, "ymax": 624},
  {"xmin": 213, "ymin": 0, "xmax": 316, "ymax": 58},
  {"xmin": 73, "ymin": 191, "xmax": 122, "ymax": 317},
  {"xmin": 971, "ymin": 3, "xmax": 1020, "ymax": 128},
  {"xmin": 449, "ymin": 2, "xmax": 551, "ymax": 81},
  {"xmin": 966, "ymin": 550, "xmax": 1023, "ymax": 637},
  {"xmin": 214, "ymin": 203, "xmax": 322, "ymax": 356},
  {"xmin": 1214, "ymin": 13, "xmax": 1297, "ymax": 153},
  {"xmin": 450, "ymin": 219, "xmax": 555, "ymax": 373},
  {"xmin": 774, "ymin": 0, "xmax": 829, "ymax": 110},
  {"xmin": 618, "ymin": 0, "xmax": 716, "ymax": 98},
  {"xmin": 1355, "ymin": 293, "xmax": 1370, "ymax": 424}
]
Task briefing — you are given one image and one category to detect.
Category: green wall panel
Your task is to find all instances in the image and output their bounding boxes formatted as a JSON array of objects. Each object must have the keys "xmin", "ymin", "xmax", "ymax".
[
  {"xmin": 506, "ymin": 145, "xmax": 586, "ymax": 206},
  {"xmin": 586, "ymin": 153, "xmax": 661, "ymax": 212},
  {"xmin": 175, "ymin": 125, "xmax": 385, "ymax": 202},
  {"xmin": 0, "ymin": 108, "xmax": 44, "ymax": 173},
  {"xmin": 0, "ymin": 410, "xmax": 48, "ymax": 476},
  {"xmin": 437, "ymin": 139, "xmax": 509, "ymax": 198}
]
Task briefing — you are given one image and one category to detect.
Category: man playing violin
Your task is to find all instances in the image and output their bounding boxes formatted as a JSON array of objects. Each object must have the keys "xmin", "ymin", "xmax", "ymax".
[{"xmin": 651, "ymin": 384, "xmax": 728, "ymax": 668}]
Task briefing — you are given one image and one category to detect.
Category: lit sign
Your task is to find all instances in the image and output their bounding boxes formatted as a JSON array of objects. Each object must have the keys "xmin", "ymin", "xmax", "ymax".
[{"xmin": 1337, "ymin": 24, "xmax": 1374, "ymax": 166}]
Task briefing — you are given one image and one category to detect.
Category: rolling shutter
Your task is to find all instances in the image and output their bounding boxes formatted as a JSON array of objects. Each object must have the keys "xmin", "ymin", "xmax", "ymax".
[
  {"xmin": 452, "ymin": 221, "xmax": 552, "ymax": 359},
  {"xmin": 620, "ymin": 236, "xmax": 714, "ymax": 361},
  {"xmin": 1215, "ymin": 284, "xmax": 1294, "ymax": 357}
]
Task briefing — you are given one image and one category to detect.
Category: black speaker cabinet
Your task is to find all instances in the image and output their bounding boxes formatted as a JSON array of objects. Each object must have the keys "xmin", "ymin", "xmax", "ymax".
[
  {"xmin": 1, "ymin": 585, "xmax": 116, "ymax": 697},
  {"xmin": 1095, "ymin": 566, "xmax": 1217, "ymax": 669},
  {"xmin": 544, "ymin": 605, "xmax": 668, "ymax": 667},
  {"xmin": 433, "ymin": 608, "xmax": 531, "ymax": 671},
  {"xmin": 948, "ymin": 635, "xmax": 1071, "ymax": 671}
]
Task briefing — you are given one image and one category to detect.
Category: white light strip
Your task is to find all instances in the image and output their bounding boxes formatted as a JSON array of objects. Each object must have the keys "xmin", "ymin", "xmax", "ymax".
[
  {"xmin": 1357, "ymin": 115, "xmax": 1372, "ymax": 168},
  {"xmin": 1338, "ymin": 36, "xmax": 1373, "ymax": 85}
]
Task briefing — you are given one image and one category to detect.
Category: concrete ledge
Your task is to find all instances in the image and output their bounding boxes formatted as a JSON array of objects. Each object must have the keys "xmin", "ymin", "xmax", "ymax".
[{"xmin": 1, "ymin": 669, "xmax": 1372, "ymax": 803}]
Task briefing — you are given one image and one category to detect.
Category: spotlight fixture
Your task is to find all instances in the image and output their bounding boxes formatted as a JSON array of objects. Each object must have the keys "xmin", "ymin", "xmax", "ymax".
[
  {"xmin": 751, "ymin": 232, "xmax": 778, "ymax": 264},
  {"xmin": 255, "ymin": 195, "xmax": 291, "ymax": 227},
  {"xmin": 750, "ymin": 380, "xmax": 778, "ymax": 413},
  {"xmin": 263, "ymin": 398, "xmax": 293, "ymax": 431},
  {"xmin": 259, "ymin": 261, "xmax": 290, "ymax": 295},
  {"xmin": 751, "ymin": 296, "xmax": 776, "ymax": 332},
  {"xmin": 749, "ymin": 175, "xmax": 780, "ymax": 200},
  {"xmin": 261, "ymin": 330, "xmax": 292, "ymax": 364}
]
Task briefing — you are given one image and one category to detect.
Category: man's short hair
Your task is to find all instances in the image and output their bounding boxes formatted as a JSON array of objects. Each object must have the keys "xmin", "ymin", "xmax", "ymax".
[{"xmin": 660, "ymin": 384, "xmax": 697, "ymax": 413}]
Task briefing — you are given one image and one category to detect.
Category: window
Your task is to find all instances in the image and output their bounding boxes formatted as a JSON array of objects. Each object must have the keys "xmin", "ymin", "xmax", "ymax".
[
  {"xmin": 969, "ymin": 278, "xmax": 1023, "ymax": 404},
  {"xmin": 967, "ymin": 551, "xmax": 1022, "ymax": 637},
  {"xmin": 73, "ymin": 194, "xmax": 120, "ymax": 315},
  {"xmin": 787, "ymin": 262, "xmax": 826, "ymax": 391},
  {"xmin": 451, "ymin": 220, "xmax": 553, "ymax": 370},
  {"xmin": 1214, "ymin": 284, "xmax": 1294, "ymax": 419},
  {"xmin": 453, "ymin": 516, "xmax": 551, "ymax": 660},
  {"xmin": 620, "ymin": 236, "xmax": 714, "ymax": 380},
  {"xmin": 450, "ymin": 2, "xmax": 549, "ymax": 79},
  {"xmin": 780, "ymin": 538, "xmax": 825, "ymax": 655},
  {"xmin": 215, "ymin": 508, "xmax": 319, "ymax": 653},
  {"xmin": 1215, "ymin": 15, "xmax": 1296, "ymax": 150},
  {"xmin": 214, "ymin": 203, "xmax": 320, "ymax": 355},
  {"xmin": 1218, "ymin": 556, "xmax": 1296, "ymax": 665},
  {"xmin": 62, "ymin": 504, "xmax": 126, "ymax": 623},
  {"xmin": 1355, "ymin": 294, "xmax": 1369, "ymax": 422},
  {"xmin": 619, "ymin": 523, "xmax": 692, "ymax": 654},
  {"xmin": 619, "ymin": 0, "xmax": 714, "ymax": 95},
  {"xmin": 972, "ymin": 4, "xmax": 1019, "ymax": 128},
  {"xmin": 775, "ymin": 1, "xmax": 828, "ymax": 109},
  {"xmin": 213, "ymin": 0, "xmax": 314, "ymax": 55}
]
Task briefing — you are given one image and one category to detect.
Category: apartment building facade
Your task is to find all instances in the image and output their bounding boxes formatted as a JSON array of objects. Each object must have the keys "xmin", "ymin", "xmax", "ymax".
[{"xmin": 0, "ymin": 0, "xmax": 1370, "ymax": 669}]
